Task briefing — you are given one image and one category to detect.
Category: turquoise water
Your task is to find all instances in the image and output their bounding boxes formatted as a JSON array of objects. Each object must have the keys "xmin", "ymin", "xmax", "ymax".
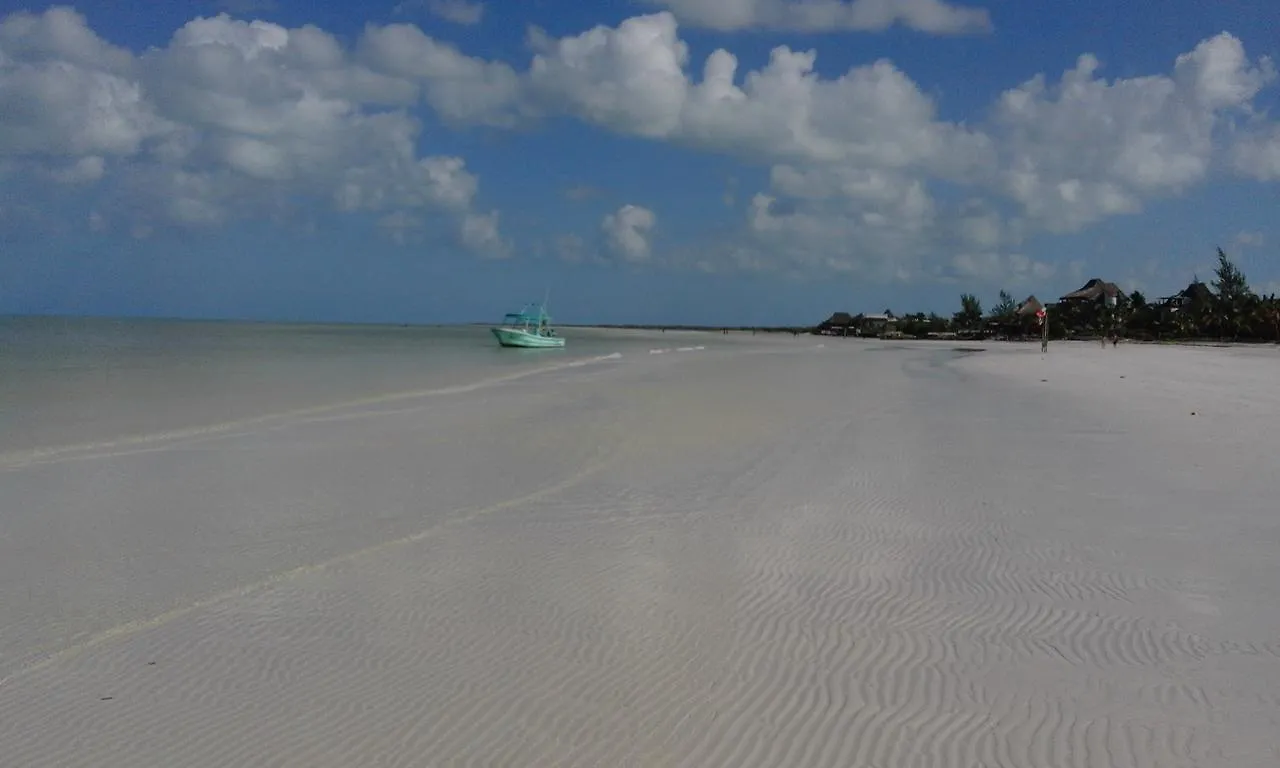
[{"xmin": 0, "ymin": 316, "xmax": 770, "ymax": 454}]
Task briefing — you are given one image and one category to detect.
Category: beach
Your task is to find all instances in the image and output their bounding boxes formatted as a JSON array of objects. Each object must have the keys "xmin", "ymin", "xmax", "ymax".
[{"xmin": 2, "ymin": 324, "xmax": 1279, "ymax": 767}]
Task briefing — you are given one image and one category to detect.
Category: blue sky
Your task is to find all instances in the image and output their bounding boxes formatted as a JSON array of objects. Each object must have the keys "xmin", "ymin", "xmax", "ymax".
[{"xmin": 1, "ymin": 0, "xmax": 1279, "ymax": 325}]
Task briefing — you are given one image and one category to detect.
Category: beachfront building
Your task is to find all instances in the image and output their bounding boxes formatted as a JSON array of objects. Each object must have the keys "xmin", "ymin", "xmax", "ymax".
[
  {"xmin": 1055, "ymin": 278, "xmax": 1124, "ymax": 339},
  {"xmin": 987, "ymin": 295, "xmax": 1044, "ymax": 340},
  {"xmin": 858, "ymin": 312, "xmax": 896, "ymax": 337},
  {"xmin": 815, "ymin": 311, "xmax": 898, "ymax": 338},
  {"xmin": 816, "ymin": 311, "xmax": 856, "ymax": 336},
  {"xmin": 1015, "ymin": 295, "xmax": 1044, "ymax": 317},
  {"xmin": 1059, "ymin": 278, "xmax": 1122, "ymax": 306},
  {"xmin": 1157, "ymin": 281, "xmax": 1213, "ymax": 312}
]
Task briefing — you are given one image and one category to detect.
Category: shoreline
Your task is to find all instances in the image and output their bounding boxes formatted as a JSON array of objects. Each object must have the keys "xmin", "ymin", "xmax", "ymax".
[{"xmin": 3, "ymin": 333, "xmax": 1279, "ymax": 767}]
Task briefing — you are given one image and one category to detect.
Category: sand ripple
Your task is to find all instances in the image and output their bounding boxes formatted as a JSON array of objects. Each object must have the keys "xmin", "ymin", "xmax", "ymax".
[{"xmin": 3, "ymin": 342, "xmax": 1279, "ymax": 766}]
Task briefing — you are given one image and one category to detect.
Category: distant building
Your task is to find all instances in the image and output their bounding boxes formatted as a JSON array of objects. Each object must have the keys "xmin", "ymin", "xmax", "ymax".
[
  {"xmin": 1014, "ymin": 295, "xmax": 1044, "ymax": 317},
  {"xmin": 816, "ymin": 312, "xmax": 855, "ymax": 335},
  {"xmin": 1157, "ymin": 281, "xmax": 1212, "ymax": 311},
  {"xmin": 814, "ymin": 311, "xmax": 897, "ymax": 337},
  {"xmin": 858, "ymin": 313, "xmax": 896, "ymax": 337},
  {"xmin": 1059, "ymin": 278, "xmax": 1122, "ymax": 306}
]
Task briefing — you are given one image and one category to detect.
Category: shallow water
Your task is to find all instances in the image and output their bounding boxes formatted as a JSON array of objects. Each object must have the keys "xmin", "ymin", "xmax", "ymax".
[{"xmin": 0, "ymin": 316, "xmax": 774, "ymax": 454}]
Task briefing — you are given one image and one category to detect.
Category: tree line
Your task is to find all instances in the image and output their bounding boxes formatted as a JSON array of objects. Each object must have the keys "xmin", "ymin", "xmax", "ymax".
[{"xmin": 883, "ymin": 248, "xmax": 1278, "ymax": 343}]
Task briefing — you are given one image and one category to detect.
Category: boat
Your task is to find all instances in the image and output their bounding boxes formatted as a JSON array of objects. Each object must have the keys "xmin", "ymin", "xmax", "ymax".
[{"xmin": 490, "ymin": 300, "xmax": 565, "ymax": 348}]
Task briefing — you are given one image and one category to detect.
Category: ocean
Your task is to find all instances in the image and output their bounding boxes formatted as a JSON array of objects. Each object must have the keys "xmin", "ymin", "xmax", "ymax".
[{"xmin": 0, "ymin": 316, "xmax": 777, "ymax": 455}]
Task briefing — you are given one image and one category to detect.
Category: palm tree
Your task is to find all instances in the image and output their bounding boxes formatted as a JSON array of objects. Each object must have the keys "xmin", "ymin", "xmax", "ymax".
[
  {"xmin": 954, "ymin": 293, "xmax": 983, "ymax": 332},
  {"xmin": 1211, "ymin": 247, "xmax": 1255, "ymax": 340},
  {"xmin": 990, "ymin": 290, "xmax": 1017, "ymax": 321}
]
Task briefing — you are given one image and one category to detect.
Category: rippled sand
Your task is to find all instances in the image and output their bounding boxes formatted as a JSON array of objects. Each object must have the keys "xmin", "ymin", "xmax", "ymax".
[{"xmin": 2, "ymin": 339, "xmax": 1278, "ymax": 767}]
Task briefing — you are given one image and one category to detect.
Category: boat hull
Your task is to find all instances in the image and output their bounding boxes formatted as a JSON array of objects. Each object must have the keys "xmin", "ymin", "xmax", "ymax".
[{"xmin": 491, "ymin": 327, "xmax": 566, "ymax": 348}]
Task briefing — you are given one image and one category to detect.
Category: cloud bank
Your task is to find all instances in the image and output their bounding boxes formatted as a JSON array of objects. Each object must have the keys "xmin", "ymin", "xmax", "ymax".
[{"xmin": 1, "ymin": 6, "xmax": 1277, "ymax": 280}]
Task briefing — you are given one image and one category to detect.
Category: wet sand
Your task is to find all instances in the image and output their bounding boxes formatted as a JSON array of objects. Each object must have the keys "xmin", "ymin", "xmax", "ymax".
[{"xmin": 2, "ymin": 339, "xmax": 1278, "ymax": 767}]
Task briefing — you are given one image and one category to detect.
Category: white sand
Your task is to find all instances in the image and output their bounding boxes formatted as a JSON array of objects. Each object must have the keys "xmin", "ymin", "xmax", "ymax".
[{"xmin": 3, "ymin": 339, "xmax": 1279, "ymax": 767}]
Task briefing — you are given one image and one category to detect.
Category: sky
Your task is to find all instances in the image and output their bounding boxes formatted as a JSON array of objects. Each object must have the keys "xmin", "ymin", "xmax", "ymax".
[{"xmin": 1, "ymin": 0, "xmax": 1279, "ymax": 325}]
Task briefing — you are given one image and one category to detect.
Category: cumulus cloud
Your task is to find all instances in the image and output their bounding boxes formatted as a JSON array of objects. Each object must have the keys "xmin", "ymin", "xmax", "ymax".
[
  {"xmin": 1230, "ymin": 125, "xmax": 1280, "ymax": 180},
  {"xmin": 522, "ymin": 13, "xmax": 988, "ymax": 176},
  {"xmin": 460, "ymin": 210, "xmax": 511, "ymax": 258},
  {"xmin": 527, "ymin": 15, "xmax": 690, "ymax": 139},
  {"xmin": 394, "ymin": 0, "xmax": 485, "ymax": 26},
  {"xmin": 991, "ymin": 33, "xmax": 1275, "ymax": 232},
  {"xmin": 510, "ymin": 14, "xmax": 1276, "ymax": 279},
  {"xmin": 355, "ymin": 22, "xmax": 525, "ymax": 126},
  {"xmin": 602, "ymin": 204, "xmax": 657, "ymax": 262},
  {"xmin": 0, "ymin": 7, "xmax": 504, "ymax": 253},
  {"xmin": 429, "ymin": 0, "xmax": 485, "ymax": 26},
  {"xmin": 644, "ymin": 0, "xmax": 991, "ymax": 34},
  {"xmin": 49, "ymin": 155, "xmax": 106, "ymax": 184},
  {"xmin": 4, "ymin": 6, "xmax": 1280, "ymax": 282}
]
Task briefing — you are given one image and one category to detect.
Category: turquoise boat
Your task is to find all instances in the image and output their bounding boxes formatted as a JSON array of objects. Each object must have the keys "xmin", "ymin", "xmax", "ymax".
[{"xmin": 491, "ymin": 302, "xmax": 565, "ymax": 348}]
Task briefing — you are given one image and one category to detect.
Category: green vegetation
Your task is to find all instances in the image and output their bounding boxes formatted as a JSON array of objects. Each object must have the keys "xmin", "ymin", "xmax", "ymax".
[
  {"xmin": 815, "ymin": 247, "xmax": 1280, "ymax": 343},
  {"xmin": 990, "ymin": 290, "xmax": 1017, "ymax": 323},
  {"xmin": 953, "ymin": 294, "xmax": 984, "ymax": 331}
]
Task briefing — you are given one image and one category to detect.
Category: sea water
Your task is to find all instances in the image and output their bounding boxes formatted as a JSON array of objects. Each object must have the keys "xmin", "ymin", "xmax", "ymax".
[{"xmin": 0, "ymin": 316, "xmax": 763, "ymax": 455}]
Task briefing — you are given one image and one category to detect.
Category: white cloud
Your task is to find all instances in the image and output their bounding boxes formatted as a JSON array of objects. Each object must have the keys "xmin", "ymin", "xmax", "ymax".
[
  {"xmin": 990, "ymin": 33, "xmax": 1275, "ymax": 233},
  {"xmin": 527, "ymin": 15, "xmax": 690, "ymax": 139},
  {"xmin": 522, "ymin": 13, "xmax": 988, "ymax": 177},
  {"xmin": 643, "ymin": 0, "xmax": 991, "ymax": 34},
  {"xmin": 734, "ymin": 170, "xmax": 1052, "ymax": 283},
  {"xmin": 0, "ymin": 52, "xmax": 165, "ymax": 157},
  {"xmin": 356, "ymin": 22, "xmax": 525, "ymax": 126},
  {"xmin": 393, "ymin": 0, "xmax": 485, "ymax": 26},
  {"xmin": 0, "ymin": 7, "xmax": 504, "ymax": 254},
  {"xmin": 514, "ymin": 15, "xmax": 1277, "ymax": 279},
  {"xmin": 602, "ymin": 204, "xmax": 657, "ymax": 262},
  {"xmin": 50, "ymin": 155, "xmax": 105, "ymax": 184},
  {"xmin": 4, "ymin": 6, "xmax": 1280, "ymax": 283},
  {"xmin": 1234, "ymin": 231, "xmax": 1265, "ymax": 248},
  {"xmin": 1230, "ymin": 124, "xmax": 1280, "ymax": 180},
  {"xmin": 460, "ymin": 210, "xmax": 510, "ymax": 257},
  {"xmin": 429, "ymin": 0, "xmax": 485, "ymax": 26},
  {"xmin": 0, "ymin": 6, "xmax": 133, "ymax": 72},
  {"xmin": 745, "ymin": 166, "xmax": 936, "ymax": 277},
  {"xmin": 949, "ymin": 251, "xmax": 1055, "ymax": 284}
]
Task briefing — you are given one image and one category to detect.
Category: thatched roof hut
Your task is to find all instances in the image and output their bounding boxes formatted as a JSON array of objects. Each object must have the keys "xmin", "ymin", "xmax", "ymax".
[
  {"xmin": 820, "ymin": 311, "xmax": 855, "ymax": 328},
  {"xmin": 1059, "ymin": 278, "xmax": 1122, "ymax": 303},
  {"xmin": 1159, "ymin": 281, "xmax": 1212, "ymax": 308},
  {"xmin": 1014, "ymin": 295, "xmax": 1044, "ymax": 316}
]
